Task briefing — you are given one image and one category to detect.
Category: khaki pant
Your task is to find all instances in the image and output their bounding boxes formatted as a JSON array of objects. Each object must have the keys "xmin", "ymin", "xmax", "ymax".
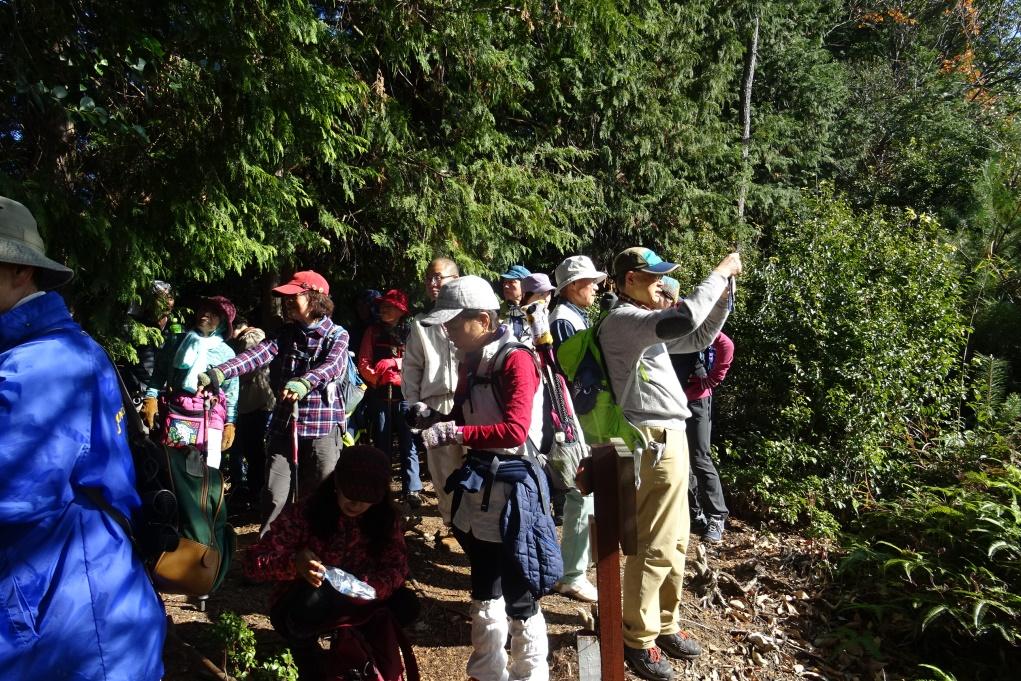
[
  {"xmin": 426, "ymin": 443, "xmax": 466, "ymax": 524},
  {"xmin": 622, "ymin": 427, "xmax": 691, "ymax": 649}
]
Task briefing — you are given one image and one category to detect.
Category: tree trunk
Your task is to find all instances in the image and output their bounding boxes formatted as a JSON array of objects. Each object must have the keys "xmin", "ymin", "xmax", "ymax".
[{"xmin": 737, "ymin": 14, "xmax": 760, "ymax": 222}]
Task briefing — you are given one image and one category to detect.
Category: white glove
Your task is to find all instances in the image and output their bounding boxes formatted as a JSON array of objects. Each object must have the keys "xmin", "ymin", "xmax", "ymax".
[
  {"xmin": 422, "ymin": 421, "xmax": 463, "ymax": 448},
  {"xmin": 526, "ymin": 301, "xmax": 551, "ymax": 341}
]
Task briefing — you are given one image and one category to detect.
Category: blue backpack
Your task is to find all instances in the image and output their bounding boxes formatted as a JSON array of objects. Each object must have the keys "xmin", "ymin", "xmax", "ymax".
[{"xmin": 340, "ymin": 349, "xmax": 366, "ymax": 413}]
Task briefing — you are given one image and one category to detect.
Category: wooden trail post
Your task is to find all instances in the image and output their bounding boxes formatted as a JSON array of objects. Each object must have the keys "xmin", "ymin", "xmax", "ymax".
[{"xmin": 578, "ymin": 438, "xmax": 638, "ymax": 681}]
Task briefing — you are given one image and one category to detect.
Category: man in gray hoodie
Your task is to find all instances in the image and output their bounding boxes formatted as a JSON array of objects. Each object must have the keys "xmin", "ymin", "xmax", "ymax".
[{"xmin": 599, "ymin": 247, "xmax": 742, "ymax": 681}]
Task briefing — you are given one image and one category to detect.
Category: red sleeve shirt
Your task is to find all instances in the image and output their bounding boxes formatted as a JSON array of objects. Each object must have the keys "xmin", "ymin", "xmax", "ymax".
[
  {"xmin": 357, "ymin": 324, "xmax": 403, "ymax": 389},
  {"xmin": 357, "ymin": 325, "xmax": 380, "ymax": 388},
  {"xmin": 454, "ymin": 348, "xmax": 541, "ymax": 450}
]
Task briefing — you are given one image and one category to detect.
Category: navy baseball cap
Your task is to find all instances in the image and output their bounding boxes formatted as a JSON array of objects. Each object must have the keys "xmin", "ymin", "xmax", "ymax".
[{"xmin": 612, "ymin": 247, "xmax": 679, "ymax": 276}]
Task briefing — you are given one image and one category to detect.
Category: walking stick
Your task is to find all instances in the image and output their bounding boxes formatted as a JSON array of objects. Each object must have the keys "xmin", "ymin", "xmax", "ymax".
[
  {"xmin": 289, "ymin": 400, "xmax": 300, "ymax": 504},
  {"xmin": 388, "ymin": 383, "xmax": 397, "ymax": 456}
]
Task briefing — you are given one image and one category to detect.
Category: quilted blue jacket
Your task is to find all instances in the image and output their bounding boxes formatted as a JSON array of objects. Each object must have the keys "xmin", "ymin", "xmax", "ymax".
[
  {"xmin": 0, "ymin": 292, "xmax": 165, "ymax": 680},
  {"xmin": 449, "ymin": 455, "xmax": 564, "ymax": 596}
]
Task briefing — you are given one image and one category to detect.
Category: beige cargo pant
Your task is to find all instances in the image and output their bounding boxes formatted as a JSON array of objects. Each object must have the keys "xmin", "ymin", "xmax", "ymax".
[{"xmin": 622, "ymin": 426, "xmax": 691, "ymax": 649}]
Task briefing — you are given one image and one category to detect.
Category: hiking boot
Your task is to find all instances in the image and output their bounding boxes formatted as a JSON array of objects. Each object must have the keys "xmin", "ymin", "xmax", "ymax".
[
  {"xmin": 405, "ymin": 492, "xmax": 423, "ymax": 510},
  {"xmin": 553, "ymin": 578, "xmax": 598, "ymax": 603},
  {"xmin": 690, "ymin": 513, "xmax": 709, "ymax": 536},
  {"xmin": 623, "ymin": 645, "xmax": 674, "ymax": 681},
  {"xmin": 656, "ymin": 631, "xmax": 702, "ymax": 659},
  {"xmin": 703, "ymin": 515, "xmax": 725, "ymax": 543}
]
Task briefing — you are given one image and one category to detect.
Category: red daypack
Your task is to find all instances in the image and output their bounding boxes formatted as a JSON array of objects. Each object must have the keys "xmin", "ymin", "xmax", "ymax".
[{"xmin": 324, "ymin": 608, "xmax": 419, "ymax": 681}]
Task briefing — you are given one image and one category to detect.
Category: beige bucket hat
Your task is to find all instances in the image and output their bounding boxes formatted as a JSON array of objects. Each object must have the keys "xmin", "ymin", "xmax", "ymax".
[
  {"xmin": 0, "ymin": 196, "xmax": 74, "ymax": 289},
  {"xmin": 554, "ymin": 255, "xmax": 607, "ymax": 294}
]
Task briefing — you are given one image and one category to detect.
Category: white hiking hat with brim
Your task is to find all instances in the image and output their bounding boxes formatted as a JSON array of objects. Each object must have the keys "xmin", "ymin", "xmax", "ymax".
[
  {"xmin": 554, "ymin": 255, "xmax": 606, "ymax": 294},
  {"xmin": 420, "ymin": 275, "xmax": 502, "ymax": 327},
  {"xmin": 0, "ymin": 196, "xmax": 74, "ymax": 290}
]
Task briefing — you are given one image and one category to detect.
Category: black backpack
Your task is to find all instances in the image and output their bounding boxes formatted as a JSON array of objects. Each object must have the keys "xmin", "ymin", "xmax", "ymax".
[
  {"xmin": 670, "ymin": 345, "xmax": 717, "ymax": 387},
  {"xmin": 87, "ymin": 356, "xmax": 181, "ymax": 565}
]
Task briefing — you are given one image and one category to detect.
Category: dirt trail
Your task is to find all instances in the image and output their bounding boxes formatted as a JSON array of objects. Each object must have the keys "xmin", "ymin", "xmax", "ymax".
[{"xmin": 163, "ymin": 480, "xmax": 846, "ymax": 681}]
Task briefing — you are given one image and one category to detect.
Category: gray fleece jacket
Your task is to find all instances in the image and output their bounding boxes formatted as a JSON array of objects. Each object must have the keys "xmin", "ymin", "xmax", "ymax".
[{"xmin": 598, "ymin": 272, "xmax": 730, "ymax": 431}]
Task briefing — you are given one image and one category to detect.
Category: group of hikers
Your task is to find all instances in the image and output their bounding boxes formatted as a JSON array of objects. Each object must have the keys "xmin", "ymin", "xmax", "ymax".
[{"xmin": 0, "ymin": 194, "xmax": 741, "ymax": 681}]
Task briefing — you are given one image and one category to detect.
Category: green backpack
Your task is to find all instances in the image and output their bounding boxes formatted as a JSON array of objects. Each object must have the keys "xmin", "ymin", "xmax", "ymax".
[
  {"xmin": 152, "ymin": 445, "xmax": 236, "ymax": 596},
  {"xmin": 555, "ymin": 313, "xmax": 646, "ymax": 453}
]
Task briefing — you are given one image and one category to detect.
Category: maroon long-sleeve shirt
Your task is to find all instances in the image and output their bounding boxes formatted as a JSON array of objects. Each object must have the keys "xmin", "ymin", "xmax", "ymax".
[
  {"xmin": 452, "ymin": 348, "xmax": 540, "ymax": 450},
  {"xmin": 245, "ymin": 501, "xmax": 409, "ymax": 602},
  {"xmin": 684, "ymin": 331, "xmax": 734, "ymax": 401}
]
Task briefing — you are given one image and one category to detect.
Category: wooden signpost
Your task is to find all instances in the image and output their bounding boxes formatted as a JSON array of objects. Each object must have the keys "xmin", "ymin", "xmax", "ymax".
[{"xmin": 578, "ymin": 438, "xmax": 639, "ymax": 681}]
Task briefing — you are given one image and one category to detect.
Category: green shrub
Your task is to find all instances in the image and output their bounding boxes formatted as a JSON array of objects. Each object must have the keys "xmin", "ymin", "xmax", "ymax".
[
  {"xmin": 836, "ymin": 461, "xmax": 1021, "ymax": 663},
  {"xmin": 212, "ymin": 612, "xmax": 298, "ymax": 681},
  {"xmin": 717, "ymin": 190, "xmax": 969, "ymax": 533}
]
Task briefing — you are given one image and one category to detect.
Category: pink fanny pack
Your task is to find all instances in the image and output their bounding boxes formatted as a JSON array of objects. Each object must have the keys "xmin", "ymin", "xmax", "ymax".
[{"xmin": 161, "ymin": 391, "xmax": 227, "ymax": 447}]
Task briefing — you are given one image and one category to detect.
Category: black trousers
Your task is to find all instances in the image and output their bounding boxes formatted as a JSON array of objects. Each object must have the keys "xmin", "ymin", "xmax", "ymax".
[
  {"xmin": 454, "ymin": 529, "xmax": 538, "ymax": 620},
  {"xmin": 229, "ymin": 409, "xmax": 270, "ymax": 501},
  {"xmin": 686, "ymin": 396, "xmax": 729, "ymax": 518}
]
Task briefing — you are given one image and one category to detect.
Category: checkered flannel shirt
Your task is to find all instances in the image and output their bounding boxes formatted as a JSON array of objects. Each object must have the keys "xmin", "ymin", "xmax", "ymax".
[{"xmin": 216, "ymin": 318, "xmax": 349, "ymax": 439}]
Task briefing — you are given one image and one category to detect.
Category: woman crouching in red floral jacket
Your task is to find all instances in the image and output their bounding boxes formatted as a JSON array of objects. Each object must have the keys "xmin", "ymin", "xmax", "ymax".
[{"xmin": 246, "ymin": 445, "xmax": 419, "ymax": 681}]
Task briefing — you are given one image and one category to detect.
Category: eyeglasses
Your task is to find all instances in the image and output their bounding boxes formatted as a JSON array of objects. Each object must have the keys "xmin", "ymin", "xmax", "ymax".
[{"xmin": 425, "ymin": 274, "xmax": 457, "ymax": 284}]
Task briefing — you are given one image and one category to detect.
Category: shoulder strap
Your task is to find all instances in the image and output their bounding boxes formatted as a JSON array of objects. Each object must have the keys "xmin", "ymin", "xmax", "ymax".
[
  {"xmin": 81, "ymin": 486, "xmax": 135, "ymax": 544},
  {"xmin": 485, "ymin": 342, "xmax": 538, "ymax": 412},
  {"xmin": 590, "ymin": 314, "xmax": 622, "ymax": 403},
  {"xmin": 78, "ymin": 348, "xmax": 150, "ymax": 550},
  {"xmin": 312, "ymin": 323, "xmax": 344, "ymax": 366},
  {"xmin": 102, "ymin": 346, "xmax": 151, "ymax": 444}
]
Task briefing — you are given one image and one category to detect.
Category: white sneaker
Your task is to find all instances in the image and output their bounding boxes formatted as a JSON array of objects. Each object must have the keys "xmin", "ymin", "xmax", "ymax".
[{"xmin": 553, "ymin": 578, "xmax": 598, "ymax": 603}]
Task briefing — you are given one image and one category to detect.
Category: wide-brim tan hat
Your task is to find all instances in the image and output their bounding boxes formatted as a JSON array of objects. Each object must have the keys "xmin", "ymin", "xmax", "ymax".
[{"xmin": 0, "ymin": 196, "xmax": 74, "ymax": 290}]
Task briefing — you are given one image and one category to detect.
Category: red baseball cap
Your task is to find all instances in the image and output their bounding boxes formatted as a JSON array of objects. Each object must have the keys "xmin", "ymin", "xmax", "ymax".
[{"xmin": 272, "ymin": 270, "xmax": 330, "ymax": 297}]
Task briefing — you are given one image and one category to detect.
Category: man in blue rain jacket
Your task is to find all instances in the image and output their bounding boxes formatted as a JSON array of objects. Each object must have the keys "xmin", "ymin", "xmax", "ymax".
[{"xmin": 0, "ymin": 196, "xmax": 165, "ymax": 680}]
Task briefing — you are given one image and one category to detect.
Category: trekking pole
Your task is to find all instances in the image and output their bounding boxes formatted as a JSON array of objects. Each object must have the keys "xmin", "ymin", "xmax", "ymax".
[
  {"xmin": 203, "ymin": 398, "xmax": 210, "ymax": 456},
  {"xmin": 544, "ymin": 363, "xmax": 572, "ymax": 440},
  {"xmin": 290, "ymin": 400, "xmax": 300, "ymax": 504},
  {"xmin": 388, "ymin": 382, "xmax": 397, "ymax": 456}
]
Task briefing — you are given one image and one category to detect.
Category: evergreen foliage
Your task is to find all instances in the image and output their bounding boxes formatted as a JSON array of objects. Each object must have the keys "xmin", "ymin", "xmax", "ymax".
[{"xmin": 717, "ymin": 192, "xmax": 969, "ymax": 532}]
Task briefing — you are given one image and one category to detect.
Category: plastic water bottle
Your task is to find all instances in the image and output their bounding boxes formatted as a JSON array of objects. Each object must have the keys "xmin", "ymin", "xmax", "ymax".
[{"xmin": 322, "ymin": 566, "xmax": 377, "ymax": 600}]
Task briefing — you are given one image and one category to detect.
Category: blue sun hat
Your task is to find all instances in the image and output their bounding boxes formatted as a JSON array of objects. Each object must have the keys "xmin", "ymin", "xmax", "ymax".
[{"xmin": 500, "ymin": 264, "xmax": 532, "ymax": 280}]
